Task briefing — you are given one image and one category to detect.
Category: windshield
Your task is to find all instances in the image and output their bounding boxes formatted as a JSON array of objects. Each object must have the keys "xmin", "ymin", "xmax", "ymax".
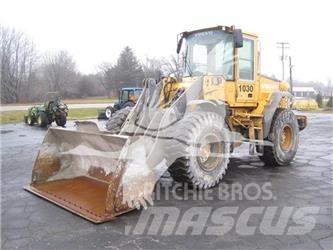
[{"xmin": 184, "ymin": 30, "xmax": 234, "ymax": 79}]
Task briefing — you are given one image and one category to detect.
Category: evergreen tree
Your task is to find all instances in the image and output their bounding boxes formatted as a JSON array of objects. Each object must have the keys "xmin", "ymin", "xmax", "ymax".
[
  {"xmin": 315, "ymin": 92, "xmax": 323, "ymax": 108},
  {"xmin": 112, "ymin": 46, "xmax": 144, "ymax": 88}
]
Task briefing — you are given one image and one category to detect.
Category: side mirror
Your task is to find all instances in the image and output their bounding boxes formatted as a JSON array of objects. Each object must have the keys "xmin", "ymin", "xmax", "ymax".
[
  {"xmin": 233, "ymin": 29, "xmax": 243, "ymax": 48},
  {"xmin": 177, "ymin": 36, "xmax": 184, "ymax": 54}
]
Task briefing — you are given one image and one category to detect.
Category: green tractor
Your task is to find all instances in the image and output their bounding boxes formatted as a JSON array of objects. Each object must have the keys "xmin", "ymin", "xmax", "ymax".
[{"xmin": 24, "ymin": 93, "xmax": 69, "ymax": 127}]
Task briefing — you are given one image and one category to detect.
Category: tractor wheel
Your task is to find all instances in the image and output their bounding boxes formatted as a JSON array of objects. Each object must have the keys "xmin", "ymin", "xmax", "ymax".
[
  {"xmin": 167, "ymin": 112, "xmax": 230, "ymax": 189},
  {"xmin": 37, "ymin": 112, "xmax": 48, "ymax": 127},
  {"xmin": 55, "ymin": 114, "xmax": 67, "ymax": 127},
  {"xmin": 105, "ymin": 107, "xmax": 132, "ymax": 134},
  {"xmin": 260, "ymin": 109, "xmax": 299, "ymax": 166},
  {"xmin": 25, "ymin": 115, "xmax": 34, "ymax": 125},
  {"xmin": 105, "ymin": 106, "xmax": 114, "ymax": 119}
]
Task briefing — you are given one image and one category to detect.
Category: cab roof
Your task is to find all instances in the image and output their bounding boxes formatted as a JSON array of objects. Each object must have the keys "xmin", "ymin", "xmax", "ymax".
[
  {"xmin": 181, "ymin": 25, "xmax": 258, "ymax": 39},
  {"xmin": 122, "ymin": 87, "xmax": 143, "ymax": 91}
]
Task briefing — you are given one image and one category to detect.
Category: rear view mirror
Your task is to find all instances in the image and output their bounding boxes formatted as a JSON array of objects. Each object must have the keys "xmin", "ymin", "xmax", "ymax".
[{"xmin": 233, "ymin": 29, "xmax": 243, "ymax": 48}]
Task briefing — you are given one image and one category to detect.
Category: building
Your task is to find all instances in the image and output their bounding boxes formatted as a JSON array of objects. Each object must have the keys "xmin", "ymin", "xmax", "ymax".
[{"xmin": 293, "ymin": 87, "xmax": 317, "ymax": 99}]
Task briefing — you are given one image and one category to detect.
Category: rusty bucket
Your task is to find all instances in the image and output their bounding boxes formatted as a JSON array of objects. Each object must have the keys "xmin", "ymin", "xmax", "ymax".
[{"xmin": 24, "ymin": 125, "xmax": 134, "ymax": 223}]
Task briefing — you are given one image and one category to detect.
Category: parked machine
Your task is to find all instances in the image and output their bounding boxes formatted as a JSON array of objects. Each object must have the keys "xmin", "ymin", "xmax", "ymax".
[
  {"xmin": 24, "ymin": 92, "xmax": 68, "ymax": 127},
  {"xmin": 97, "ymin": 87, "xmax": 143, "ymax": 119},
  {"xmin": 25, "ymin": 25, "xmax": 306, "ymax": 223}
]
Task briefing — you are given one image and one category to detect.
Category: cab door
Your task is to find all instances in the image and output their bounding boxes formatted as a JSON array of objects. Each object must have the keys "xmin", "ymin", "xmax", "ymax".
[{"xmin": 236, "ymin": 37, "xmax": 259, "ymax": 105}]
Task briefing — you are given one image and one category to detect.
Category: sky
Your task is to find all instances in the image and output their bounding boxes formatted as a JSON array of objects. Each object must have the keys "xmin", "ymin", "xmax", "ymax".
[{"xmin": 1, "ymin": 0, "xmax": 332, "ymax": 83}]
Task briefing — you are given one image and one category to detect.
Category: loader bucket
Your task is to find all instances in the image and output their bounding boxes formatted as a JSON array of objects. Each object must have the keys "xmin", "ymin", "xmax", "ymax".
[
  {"xmin": 24, "ymin": 125, "xmax": 134, "ymax": 223},
  {"xmin": 24, "ymin": 78, "xmax": 206, "ymax": 223}
]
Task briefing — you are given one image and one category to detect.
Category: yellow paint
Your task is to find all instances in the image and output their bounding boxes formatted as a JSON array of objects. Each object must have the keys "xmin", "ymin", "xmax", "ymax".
[{"xmin": 157, "ymin": 27, "xmax": 294, "ymax": 142}]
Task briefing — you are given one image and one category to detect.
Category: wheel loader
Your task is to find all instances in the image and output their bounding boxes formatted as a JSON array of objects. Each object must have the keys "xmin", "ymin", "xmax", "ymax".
[{"xmin": 24, "ymin": 25, "xmax": 307, "ymax": 223}]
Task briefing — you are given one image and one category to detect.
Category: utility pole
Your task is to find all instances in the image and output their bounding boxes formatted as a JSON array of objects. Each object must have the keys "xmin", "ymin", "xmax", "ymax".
[
  {"xmin": 276, "ymin": 42, "xmax": 289, "ymax": 80},
  {"xmin": 289, "ymin": 56, "xmax": 293, "ymax": 95}
]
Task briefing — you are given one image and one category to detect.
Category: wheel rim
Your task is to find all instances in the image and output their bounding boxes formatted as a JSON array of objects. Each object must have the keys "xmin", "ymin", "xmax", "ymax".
[
  {"xmin": 105, "ymin": 109, "xmax": 112, "ymax": 118},
  {"xmin": 27, "ymin": 116, "xmax": 32, "ymax": 124},
  {"xmin": 197, "ymin": 134, "xmax": 223, "ymax": 172},
  {"xmin": 280, "ymin": 125, "xmax": 293, "ymax": 151}
]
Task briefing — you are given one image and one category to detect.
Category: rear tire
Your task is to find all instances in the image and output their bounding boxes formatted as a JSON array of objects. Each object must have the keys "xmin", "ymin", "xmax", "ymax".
[
  {"xmin": 105, "ymin": 107, "xmax": 132, "ymax": 134},
  {"xmin": 37, "ymin": 112, "xmax": 48, "ymax": 127},
  {"xmin": 260, "ymin": 109, "xmax": 299, "ymax": 166},
  {"xmin": 167, "ymin": 112, "xmax": 230, "ymax": 189},
  {"xmin": 55, "ymin": 114, "xmax": 67, "ymax": 127}
]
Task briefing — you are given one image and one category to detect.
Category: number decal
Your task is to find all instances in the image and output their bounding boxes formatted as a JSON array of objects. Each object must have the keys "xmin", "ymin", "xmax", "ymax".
[{"xmin": 239, "ymin": 84, "xmax": 254, "ymax": 92}]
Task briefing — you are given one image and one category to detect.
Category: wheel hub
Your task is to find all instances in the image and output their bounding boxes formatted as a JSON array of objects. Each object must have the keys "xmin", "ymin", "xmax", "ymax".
[
  {"xmin": 280, "ymin": 125, "xmax": 292, "ymax": 151},
  {"xmin": 199, "ymin": 143, "xmax": 211, "ymax": 163},
  {"xmin": 106, "ymin": 109, "xmax": 112, "ymax": 118},
  {"xmin": 197, "ymin": 134, "xmax": 223, "ymax": 172}
]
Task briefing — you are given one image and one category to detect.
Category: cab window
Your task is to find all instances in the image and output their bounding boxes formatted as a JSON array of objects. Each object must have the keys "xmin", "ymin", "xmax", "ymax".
[
  {"xmin": 121, "ymin": 90, "xmax": 130, "ymax": 101},
  {"xmin": 134, "ymin": 90, "xmax": 141, "ymax": 99},
  {"xmin": 127, "ymin": 90, "xmax": 134, "ymax": 101},
  {"xmin": 239, "ymin": 39, "xmax": 254, "ymax": 80}
]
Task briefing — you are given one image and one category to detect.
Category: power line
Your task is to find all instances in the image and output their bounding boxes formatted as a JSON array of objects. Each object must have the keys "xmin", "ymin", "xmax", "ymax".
[
  {"xmin": 276, "ymin": 42, "xmax": 289, "ymax": 80},
  {"xmin": 289, "ymin": 56, "xmax": 293, "ymax": 94}
]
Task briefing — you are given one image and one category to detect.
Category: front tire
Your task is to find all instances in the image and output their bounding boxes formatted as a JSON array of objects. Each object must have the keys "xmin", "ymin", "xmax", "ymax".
[
  {"xmin": 37, "ymin": 112, "xmax": 48, "ymax": 127},
  {"xmin": 55, "ymin": 114, "xmax": 67, "ymax": 127},
  {"xmin": 260, "ymin": 109, "xmax": 299, "ymax": 166},
  {"xmin": 167, "ymin": 112, "xmax": 230, "ymax": 189},
  {"xmin": 25, "ymin": 115, "xmax": 34, "ymax": 125}
]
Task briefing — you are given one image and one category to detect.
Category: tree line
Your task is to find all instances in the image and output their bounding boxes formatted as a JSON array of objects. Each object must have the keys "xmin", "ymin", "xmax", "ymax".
[
  {"xmin": 2, "ymin": 26, "xmax": 331, "ymax": 105},
  {"xmin": 0, "ymin": 27, "xmax": 179, "ymax": 103}
]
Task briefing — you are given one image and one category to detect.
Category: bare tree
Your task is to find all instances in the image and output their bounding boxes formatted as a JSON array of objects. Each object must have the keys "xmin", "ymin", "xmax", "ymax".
[
  {"xmin": 1, "ymin": 27, "xmax": 185, "ymax": 103},
  {"xmin": 0, "ymin": 27, "xmax": 38, "ymax": 103},
  {"xmin": 142, "ymin": 55, "xmax": 183, "ymax": 82},
  {"xmin": 160, "ymin": 55, "xmax": 182, "ymax": 80},
  {"xmin": 41, "ymin": 50, "xmax": 78, "ymax": 97},
  {"xmin": 97, "ymin": 63, "xmax": 117, "ymax": 98},
  {"xmin": 78, "ymin": 74, "xmax": 105, "ymax": 98},
  {"xmin": 142, "ymin": 57, "xmax": 163, "ymax": 80}
]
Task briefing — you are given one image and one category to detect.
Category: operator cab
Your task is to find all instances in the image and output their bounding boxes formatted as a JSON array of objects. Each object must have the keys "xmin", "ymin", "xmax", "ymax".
[
  {"xmin": 177, "ymin": 26, "xmax": 256, "ymax": 81},
  {"xmin": 120, "ymin": 88, "xmax": 142, "ymax": 103},
  {"xmin": 177, "ymin": 25, "xmax": 259, "ymax": 105}
]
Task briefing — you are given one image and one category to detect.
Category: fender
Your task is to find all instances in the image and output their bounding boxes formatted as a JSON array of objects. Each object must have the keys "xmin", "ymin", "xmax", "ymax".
[
  {"xmin": 263, "ymin": 91, "xmax": 292, "ymax": 138},
  {"xmin": 186, "ymin": 99, "xmax": 228, "ymax": 118}
]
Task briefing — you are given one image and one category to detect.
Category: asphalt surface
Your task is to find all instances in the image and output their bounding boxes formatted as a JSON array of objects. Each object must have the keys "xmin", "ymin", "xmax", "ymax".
[{"xmin": 1, "ymin": 112, "xmax": 333, "ymax": 249}]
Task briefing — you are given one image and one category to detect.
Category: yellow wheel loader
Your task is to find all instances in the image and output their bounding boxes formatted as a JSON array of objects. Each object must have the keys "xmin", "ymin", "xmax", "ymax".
[{"xmin": 25, "ymin": 25, "xmax": 307, "ymax": 223}]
